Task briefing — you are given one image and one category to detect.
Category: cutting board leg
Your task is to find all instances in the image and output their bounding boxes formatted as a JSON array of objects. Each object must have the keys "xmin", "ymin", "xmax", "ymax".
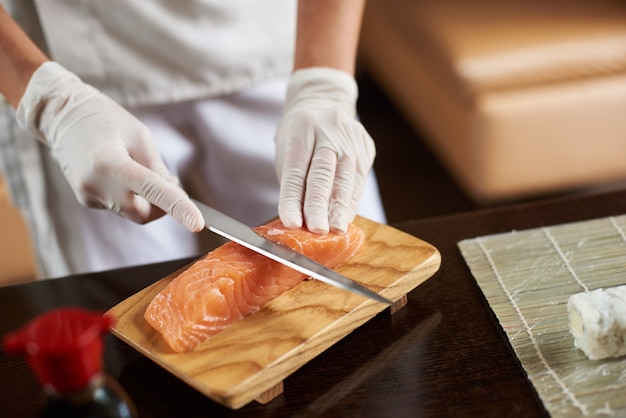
[
  {"xmin": 251, "ymin": 294, "xmax": 407, "ymax": 405},
  {"xmin": 390, "ymin": 294, "xmax": 408, "ymax": 315},
  {"xmin": 255, "ymin": 381, "xmax": 284, "ymax": 404}
]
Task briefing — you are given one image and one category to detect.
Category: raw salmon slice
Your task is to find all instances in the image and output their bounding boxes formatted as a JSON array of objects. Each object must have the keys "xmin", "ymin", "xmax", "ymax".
[{"xmin": 144, "ymin": 219, "xmax": 366, "ymax": 352}]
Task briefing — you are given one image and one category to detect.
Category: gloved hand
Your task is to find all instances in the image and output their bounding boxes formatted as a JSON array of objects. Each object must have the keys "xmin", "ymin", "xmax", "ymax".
[
  {"xmin": 15, "ymin": 61, "xmax": 204, "ymax": 232},
  {"xmin": 275, "ymin": 67, "xmax": 376, "ymax": 234}
]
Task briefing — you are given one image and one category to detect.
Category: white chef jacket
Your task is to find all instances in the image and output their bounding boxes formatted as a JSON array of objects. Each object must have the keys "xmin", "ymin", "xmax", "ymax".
[
  {"xmin": 0, "ymin": 0, "xmax": 298, "ymax": 276},
  {"xmin": 30, "ymin": 0, "xmax": 297, "ymax": 106}
]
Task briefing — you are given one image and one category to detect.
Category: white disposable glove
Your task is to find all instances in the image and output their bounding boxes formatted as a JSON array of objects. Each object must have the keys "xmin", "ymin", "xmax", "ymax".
[
  {"xmin": 15, "ymin": 61, "xmax": 204, "ymax": 232},
  {"xmin": 275, "ymin": 67, "xmax": 376, "ymax": 235}
]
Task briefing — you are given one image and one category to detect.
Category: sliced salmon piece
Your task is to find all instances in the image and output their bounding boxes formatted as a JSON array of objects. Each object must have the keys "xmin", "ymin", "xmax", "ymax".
[{"xmin": 144, "ymin": 219, "xmax": 366, "ymax": 352}]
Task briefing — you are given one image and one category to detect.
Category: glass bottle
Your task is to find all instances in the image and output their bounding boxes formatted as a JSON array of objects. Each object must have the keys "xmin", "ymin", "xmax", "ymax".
[{"xmin": 3, "ymin": 307, "xmax": 137, "ymax": 418}]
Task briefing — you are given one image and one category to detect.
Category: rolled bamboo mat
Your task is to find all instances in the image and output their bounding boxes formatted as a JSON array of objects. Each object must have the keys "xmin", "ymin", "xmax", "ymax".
[{"xmin": 458, "ymin": 215, "xmax": 626, "ymax": 417}]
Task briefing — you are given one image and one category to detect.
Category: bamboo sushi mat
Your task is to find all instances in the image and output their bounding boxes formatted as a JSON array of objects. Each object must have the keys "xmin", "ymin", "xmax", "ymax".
[{"xmin": 458, "ymin": 215, "xmax": 626, "ymax": 417}]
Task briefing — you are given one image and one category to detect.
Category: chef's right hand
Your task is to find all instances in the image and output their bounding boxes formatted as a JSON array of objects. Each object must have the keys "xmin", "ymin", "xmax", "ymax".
[{"xmin": 15, "ymin": 61, "xmax": 204, "ymax": 232}]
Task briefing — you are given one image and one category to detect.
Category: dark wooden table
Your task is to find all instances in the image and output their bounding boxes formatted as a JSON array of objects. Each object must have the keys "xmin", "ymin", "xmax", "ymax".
[{"xmin": 2, "ymin": 188, "xmax": 626, "ymax": 418}]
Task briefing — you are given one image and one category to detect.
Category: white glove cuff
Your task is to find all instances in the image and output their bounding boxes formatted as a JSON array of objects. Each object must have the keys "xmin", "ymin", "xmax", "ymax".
[
  {"xmin": 285, "ymin": 67, "xmax": 358, "ymax": 114},
  {"xmin": 16, "ymin": 61, "xmax": 99, "ymax": 146}
]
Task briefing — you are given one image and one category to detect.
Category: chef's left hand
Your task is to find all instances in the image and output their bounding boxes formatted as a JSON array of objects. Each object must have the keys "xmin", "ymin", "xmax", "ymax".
[{"xmin": 275, "ymin": 67, "xmax": 376, "ymax": 235}]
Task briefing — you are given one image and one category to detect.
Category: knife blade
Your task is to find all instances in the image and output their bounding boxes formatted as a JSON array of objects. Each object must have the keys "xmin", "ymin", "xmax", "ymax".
[{"xmin": 191, "ymin": 198, "xmax": 391, "ymax": 304}]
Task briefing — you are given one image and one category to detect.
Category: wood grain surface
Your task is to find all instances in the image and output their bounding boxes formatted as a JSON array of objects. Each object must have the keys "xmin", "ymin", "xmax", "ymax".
[{"xmin": 107, "ymin": 216, "xmax": 441, "ymax": 409}]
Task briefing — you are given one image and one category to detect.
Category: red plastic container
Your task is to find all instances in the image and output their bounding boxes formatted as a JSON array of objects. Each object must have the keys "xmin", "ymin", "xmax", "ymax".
[{"xmin": 3, "ymin": 307, "xmax": 137, "ymax": 418}]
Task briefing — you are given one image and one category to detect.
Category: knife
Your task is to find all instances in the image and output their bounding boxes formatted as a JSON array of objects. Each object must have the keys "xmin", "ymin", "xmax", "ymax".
[{"xmin": 191, "ymin": 198, "xmax": 391, "ymax": 304}]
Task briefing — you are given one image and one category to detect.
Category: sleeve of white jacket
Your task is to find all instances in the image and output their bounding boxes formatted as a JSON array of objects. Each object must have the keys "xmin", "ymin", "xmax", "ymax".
[
  {"xmin": 275, "ymin": 67, "xmax": 376, "ymax": 235},
  {"xmin": 15, "ymin": 61, "xmax": 204, "ymax": 232}
]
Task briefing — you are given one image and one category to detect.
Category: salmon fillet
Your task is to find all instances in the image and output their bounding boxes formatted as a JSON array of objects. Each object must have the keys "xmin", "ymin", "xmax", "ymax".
[{"xmin": 144, "ymin": 219, "xmax": 366, "ymax": 352}]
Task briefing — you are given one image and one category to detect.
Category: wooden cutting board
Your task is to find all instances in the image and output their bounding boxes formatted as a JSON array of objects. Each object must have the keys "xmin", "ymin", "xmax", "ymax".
[{"xmin": 107, "ymin": 216, "xmax": 441, "ymax": 409}]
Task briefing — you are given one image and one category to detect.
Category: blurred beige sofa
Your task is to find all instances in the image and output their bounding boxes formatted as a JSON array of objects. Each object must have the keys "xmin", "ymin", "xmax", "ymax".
[
  {"xmin": 359, "ymin": 0, "xmax": 626, "ymax": 202},
  {"xmin": 0, "ymin": 173, "xmax": 36, "ymax": 284}
]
